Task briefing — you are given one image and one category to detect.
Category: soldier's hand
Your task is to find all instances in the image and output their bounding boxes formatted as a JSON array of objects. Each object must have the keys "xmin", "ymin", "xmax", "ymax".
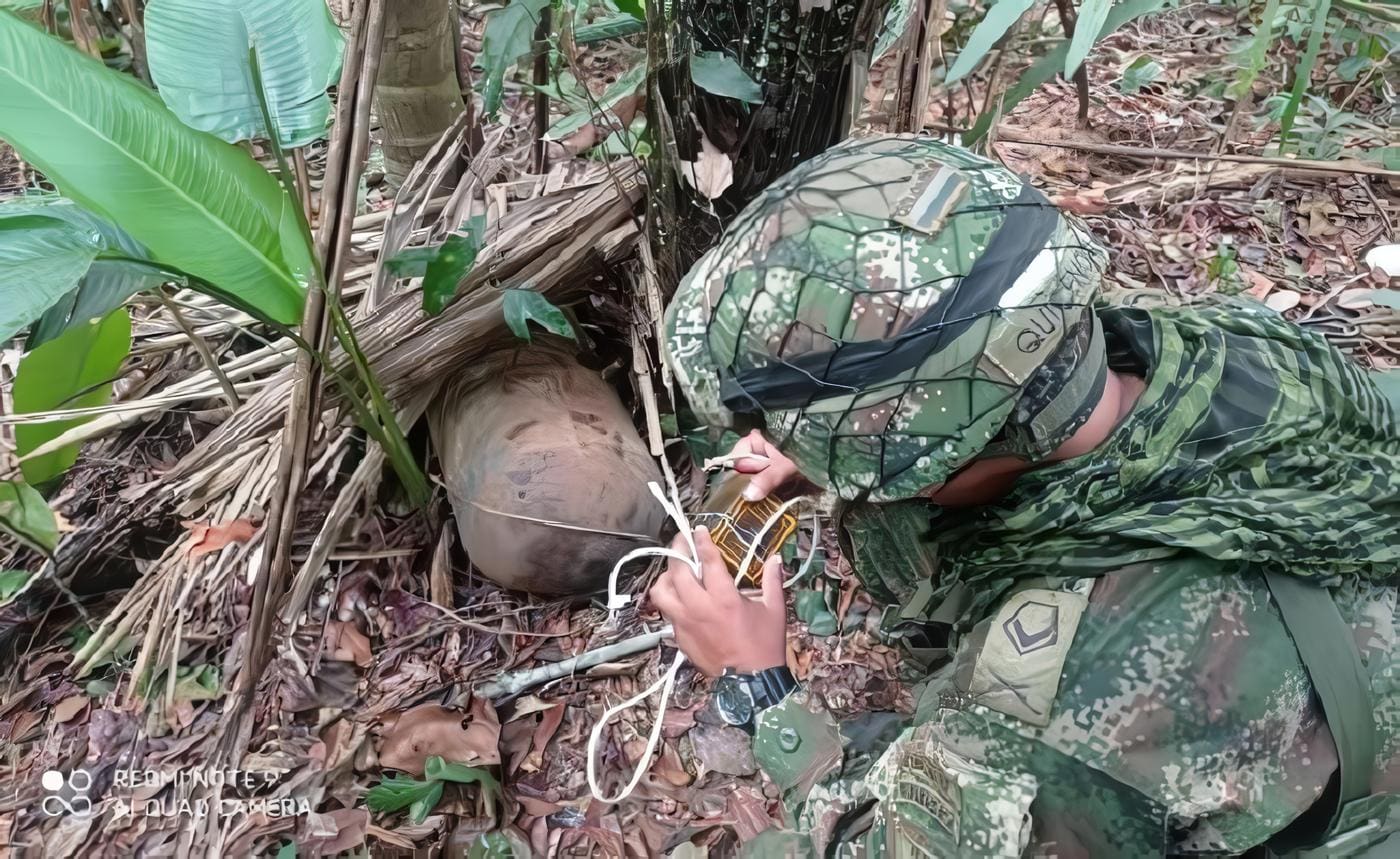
[
  {"xmin": 649, "ymin": 526, "xmax": 789, "ymax": 677},
  {"xmin": 729, "ymin": 430, "xmax": 802, "ymax": 501}
]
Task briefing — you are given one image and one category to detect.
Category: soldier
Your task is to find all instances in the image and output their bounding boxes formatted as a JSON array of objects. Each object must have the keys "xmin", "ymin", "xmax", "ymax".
[{"xmin": 648, "ymin": 135, "xmax": 1400, "ymax": 856}]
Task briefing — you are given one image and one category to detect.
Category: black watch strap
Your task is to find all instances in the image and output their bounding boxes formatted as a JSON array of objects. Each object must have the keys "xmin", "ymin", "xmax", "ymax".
[{"xmin": 743, "ymin": 665, "xmax": 798, "ymax": 712}]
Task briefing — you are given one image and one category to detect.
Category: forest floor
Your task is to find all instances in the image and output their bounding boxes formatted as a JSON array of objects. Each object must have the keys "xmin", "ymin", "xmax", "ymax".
[{"xmin": 1, "ymin": 4, "xmax": 1396, "ymax": 857}]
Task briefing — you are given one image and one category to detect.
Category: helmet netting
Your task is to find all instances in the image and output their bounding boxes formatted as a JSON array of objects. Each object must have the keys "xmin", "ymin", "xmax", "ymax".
[{"xmin": 670, "ymin": 136, "xmax": 1108, "ymax": 502}]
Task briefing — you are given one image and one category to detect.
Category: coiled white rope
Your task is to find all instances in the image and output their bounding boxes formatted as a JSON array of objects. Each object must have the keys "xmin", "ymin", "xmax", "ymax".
[{"xmin": 585, "ymin": 479, "xmax": 805, "ymax": 803}]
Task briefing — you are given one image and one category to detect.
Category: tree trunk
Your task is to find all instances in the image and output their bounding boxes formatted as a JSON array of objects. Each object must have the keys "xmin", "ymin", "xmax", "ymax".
[
  {"xmin": 376, "ymin": 0, "xmax": 466, "ymax": 187},
  {"xmin": 646, "ymin": 0, "xmax": 886, "ymax": 289}
]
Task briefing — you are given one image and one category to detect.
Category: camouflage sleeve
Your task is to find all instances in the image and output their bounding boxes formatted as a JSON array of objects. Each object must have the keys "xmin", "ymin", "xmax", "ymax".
[{"xmin": 747, "ymin": 678, "xmax": 1170, "ymax": 857}]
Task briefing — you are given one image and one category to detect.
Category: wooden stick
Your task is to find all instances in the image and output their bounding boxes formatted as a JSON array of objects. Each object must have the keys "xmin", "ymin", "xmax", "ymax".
[
  {"xmin": 67, "ymin": 0, "xmax": 103, "ymax": 58},
  {"xmin": 156, "ymin": 292, "xmax": 241, "ymax": 410},
  {"xmin": 293, "ymin": 148, "xmax": 314, "ymax": 222},
  {"xmin": 987, "ymin": 130, "xmax": 1400, "ymax": 178},
  {"xmin": 223, "ymin": 0, "xmax": 388, "ymax": 756},
  {"xmin": 476, "ymin": 627, "xmax": 672, "ymax": 699},
  {"xmin": 531, "ymin": 5, "xmax": 552, "ymax": 174},
  {"xmin": 1050, "ymin": 0, "xmax": 1090, "ymax": 127}
]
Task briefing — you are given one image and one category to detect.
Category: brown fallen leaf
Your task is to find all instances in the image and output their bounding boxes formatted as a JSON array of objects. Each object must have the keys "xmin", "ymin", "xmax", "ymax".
[
  {"xmin": 1242, "ymin": 268, "xmax": 1274, "ymax": 300},
  {"xmin": 524, "ymin": 703, "xmax": 565, "ymax": 773},
  {"xmin": 52, "ymin": 694, "xmax": 88, "ymax": 724},
  {"xmin": 300, "ymin": 808, "xmax": 369, "ymax": 856},
  {"xmin": 661, "ymin": 702, "xmax": 699, "ymax": 738},
  {"xmin": 726, "ymin": 786, "xmax": 776, "ymax": 841},
  {"xmin": 378, "ymin": 700, "xmax": 501, "ymax": 775},
  {"xmin": 650, "ymin": 742, "xmax": 693, "ymax": 788},
  {"xmin": 515, "ymin": 794, "xmax": 562, "ymax": 817},
  {"xmin": 182, "ymin": 518, "xmax": 257, "ymax": 558},
  {"xmin": 1050, "ymin": 189, "xmax": 1110, "ymax": 215},
  {"xmin": 1296, "ymin": 195, "xmax": 1341, "ymax": 238},
  {"xmin": 324, "ymin": 621, "xmax": 373, "ymax": 668}
]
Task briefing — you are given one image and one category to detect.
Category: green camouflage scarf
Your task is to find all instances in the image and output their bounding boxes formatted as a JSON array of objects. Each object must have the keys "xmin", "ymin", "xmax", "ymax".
[{"xmin": 930, "ymin": 302, "xmax": 1400, "ymax": 627}]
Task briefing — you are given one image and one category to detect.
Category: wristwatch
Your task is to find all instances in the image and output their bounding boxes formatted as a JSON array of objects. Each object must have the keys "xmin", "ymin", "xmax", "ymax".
[{"xmin": 713, "ymin": 665, "xmax": 799, "ymax": 732}]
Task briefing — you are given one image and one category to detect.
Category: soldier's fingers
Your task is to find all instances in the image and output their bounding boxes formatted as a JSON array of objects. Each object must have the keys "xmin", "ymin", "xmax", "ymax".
[
  {"xmin": 742, "ymin": 467, "xmax": 787, "ymax": 501},
  {"xmin": 760, "ymin": 555, "xmax": 786, "ymax": 616},
  {"xmin": 649, "ymin": 576, "xmax": 679, "ymax": 617},
  {"xmin": 693, "ymin": 527, "xmax": 727, "ymax": 578},
  {"xmin": 733, "ymin": 430, "xmax": 772, "ymax": 474},
  {"xmin": 666, "ymin": 557, "xmax": 707, "ymax": 603}
]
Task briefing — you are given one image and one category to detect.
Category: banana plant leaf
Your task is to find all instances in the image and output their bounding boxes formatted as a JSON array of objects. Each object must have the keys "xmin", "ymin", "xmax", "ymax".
[
  {"xmin": 0, "ymin": 12, "xmax": 313, "ymax": 324},
  {"xmin": 0, "ymin": 211, "xmax": 100, "ymax": 344},
  {"xmin": 144, "ymin": 0, "xmax": 344, "ymax": 148},
  {"xmin": 0, "ymin": 196, "xmax": 166, "ymax": 346},
  {"xmin": 13, "ymin": 307, "xmax": 132, "ymax": 486}
]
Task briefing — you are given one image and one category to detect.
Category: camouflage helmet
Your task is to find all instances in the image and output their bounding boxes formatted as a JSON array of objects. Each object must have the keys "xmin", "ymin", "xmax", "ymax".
[{"xmin": 664, "ymin": 134, "xmax": 1110, "ymax": 502}]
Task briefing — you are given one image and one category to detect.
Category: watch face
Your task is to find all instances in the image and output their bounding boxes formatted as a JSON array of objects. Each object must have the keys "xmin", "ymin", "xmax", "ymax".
[{"xmin": 714, "ymin": 676, "xmax": 754, "ymax": 727}]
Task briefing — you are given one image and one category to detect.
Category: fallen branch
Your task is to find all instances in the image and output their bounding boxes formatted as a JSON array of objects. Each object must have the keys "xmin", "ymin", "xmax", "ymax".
[
  {"xmin": 991, "ymin": 131, "xmax": 1400, "ymax": 178},
  {"xmin": 476, "ymin": 626, "xmax": 672, "ymax": 699}
]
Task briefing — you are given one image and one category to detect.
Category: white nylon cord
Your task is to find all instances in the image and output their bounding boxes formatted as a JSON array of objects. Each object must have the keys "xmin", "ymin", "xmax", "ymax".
[{"xmin": 586, "ymin": 480, "xmax": 807, "ymax": 803}]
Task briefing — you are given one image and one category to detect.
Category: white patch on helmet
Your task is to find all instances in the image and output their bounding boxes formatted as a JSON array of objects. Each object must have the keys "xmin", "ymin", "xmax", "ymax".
[{"xmin": 998, "ymin": 246, "xmax": 1057, "ymax": 308}]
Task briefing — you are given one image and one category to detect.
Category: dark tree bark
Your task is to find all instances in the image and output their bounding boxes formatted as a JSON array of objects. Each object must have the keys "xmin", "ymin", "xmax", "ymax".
[{"xmin": 645, "ymin": 0, "xmax": 886, "ymax": 290}]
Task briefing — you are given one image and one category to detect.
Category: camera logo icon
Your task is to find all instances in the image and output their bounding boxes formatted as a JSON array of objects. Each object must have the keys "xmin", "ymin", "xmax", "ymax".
[{"xmin": 41, "ymin": 769, "xmax": 93, "ymax": 818}]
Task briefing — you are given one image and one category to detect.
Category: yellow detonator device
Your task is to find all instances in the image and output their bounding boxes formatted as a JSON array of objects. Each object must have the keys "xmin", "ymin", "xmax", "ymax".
[{"xmin": 691, "ymin": 474, "xmax": 798, "ymax": 588}]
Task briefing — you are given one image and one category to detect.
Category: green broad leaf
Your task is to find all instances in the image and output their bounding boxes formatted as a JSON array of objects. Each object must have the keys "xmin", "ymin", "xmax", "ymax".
[
  {"xmin": 424, "ymin": 757, "xmax": 501, "ymax": 805},
  {"xmin": 144, "ymin": 0, "xmax": 344, "ymax": 148},
  {"xmin": 794, "ymin": 589, "xmax": 828, "ymax": 624},
  {"xmin": 407, "ymin": 780, "xmax": 445, "ymax": 824},
  {"xmin": 965, "ymin": 0, "xmax": 1166, "ymax": 143},
  {"xmin": 1277, "ymin": 0, "xmax": 1333, "ymax": 151},
  {"xmin": 1064, "ymin": 0, "xmax": 1112, "ymax": 78},
  {"xmin": 468, "ymin": 830, "xmax": 532, "ymax": 859},
  {"xmin": 0, "ymin": 210, "xmax": 100, "ymax": 343},
  {"xmin": 502, "ymin": 289, "xmax": 576, "ymax": 343},
  {"xmin": 385, "ymin": 250, "xmax": 432, "ymax": 278},
  {"xmin": 1335, "ymin": 54, "xmax": 1371, "ymax": 82},
  {"xmin": 366, "ymin": 772, "xmax": 445, "ymax": 824},
  {"xmin": 807, "ymin": 611, "xmax": 838, "ymax": 636},
  {"xmin": 1225, "ymin": 0, "xmax": 1280, "ymax": 101},
  {"xmin": 547, "ymin": 62, "xmax": 647, "ymax": 139},
  {"xmin": 0, "ymin": 570, "xmax": 33, "ymax": 603},
  {"xmin": 477, "ymin": 0, "xmax": 551, "ymax": 120},
  {"xmin": 13, "ymin": 308, "xmax": 132, "ymax": 485},
  {"xmin": 0, "ymin": 13, "xmax": 313, "ymax": 324},
  {"xmin": 591, "ymin": 115, "xmax": 650, "ymax": 159},
  {"xmin": 170, "ymin": 663, "xmax": 222, "ymax": 702},
  {"xmin": 795, "ymin": 589, "xmax": 837, "ymax": 635},
  {"xmin": 574, "ymin": 14, "xmax": 644, "ymax": 44},
  {"xmin": 690, "ymin": 51, "xmax": 763, "ymax": 104},
  {"xmin": 421, "ymin": 222, "xmax": 485, "ymax": 316},
  {"xmin": 944, "ymin": 0, "xmax": 1038, "ymax": 85},
  {"xmin": 1207, "ymin": 241, "xmax": 1238, "ymax": 282},
  {"xmin": 0, "ymin": 197, "xmax": 166, "ymax": 346},
  {"xmin": 0, "ymin": 481, "xmax": 59, "ymax": 553},
  {"xmin": 613, "ymin": 0, "xmax": 645, "ymax": 19},
  {"xmin": 274, "ymin": 842, "xmax": 296, "ymax": 859},
  {"xmin": 1118, "ymin": 54, "xmax": 1163, "ymax": 93}
]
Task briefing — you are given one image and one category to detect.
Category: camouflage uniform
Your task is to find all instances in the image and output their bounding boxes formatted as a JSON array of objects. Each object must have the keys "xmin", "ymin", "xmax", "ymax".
[{"xmin": 664, "ymin": 135, "xmax": 1400, "ymax": 856}]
